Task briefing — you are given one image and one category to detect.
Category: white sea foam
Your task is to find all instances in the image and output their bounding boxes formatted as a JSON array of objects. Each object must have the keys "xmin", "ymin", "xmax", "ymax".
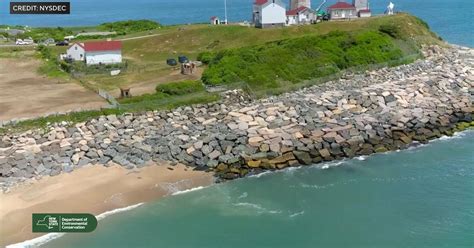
[
  {"xmin": 96, "ymin": 202, "xmax": 144, "ymax": 220},
  {"xmin": 355, "ymin": 156, "xmax": 368, "ymax": 161},
  {"xmin": 233, "ymin": 202, "xmax": 281, "ymax": 215},
  {"xmin": 238, "ymin": 192, "xmax": 248, "ymax": 199},
  {"xmin": 6, "ymin": 233, "xmax": 65, "ymax": 248},
  {"xmin": 289, "ymin": 211, "xmax": 305, "ymax": 218},
  {"xmin": 248, "ymin": 170, "xmax": 272, "ymax": 178},
  {"xmin": 6, "ymin": 203, "xmax": 145, "ymax": 248},
  {"xmin": 171, "ymin": 186, "xmax": 207, "ymax": 195}
]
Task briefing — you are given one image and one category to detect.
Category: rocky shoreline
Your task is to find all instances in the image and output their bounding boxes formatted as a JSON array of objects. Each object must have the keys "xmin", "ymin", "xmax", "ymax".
[{"xmin": 1, "ymin": 45, "xmax": 473, "ymax": 190}]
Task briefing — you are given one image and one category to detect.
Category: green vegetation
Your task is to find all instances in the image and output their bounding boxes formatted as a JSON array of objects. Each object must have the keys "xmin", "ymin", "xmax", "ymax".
[
  {"xmin": 36, "ymin": 45, "xmax": 69, "ymax": 78},
  {"xmin": 156, "ymin": 80, "xmax": 205, "ymax": 95},
  {"xmin": 379, "ymin": 24, "xmax": 402, "ymax": 39},
  {"xmin": 19, "ymin": 27, "xmax": 73, "ymax": 42},
  {"xmin": 119, "ymin": 80, "xmax": 217, "ymax": 112},
  {"xmin": 201, "ymin": 30, "xmax": 405, "ymax": 91},
  {"xmin": 98, "ymin": 20, "xmax": 161, "ymax": 35}
]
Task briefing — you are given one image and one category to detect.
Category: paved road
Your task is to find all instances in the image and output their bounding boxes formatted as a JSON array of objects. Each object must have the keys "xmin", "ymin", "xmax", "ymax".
[{"xmin": 119, "ymin": 33, "xmax": 162, "ymax": 41}]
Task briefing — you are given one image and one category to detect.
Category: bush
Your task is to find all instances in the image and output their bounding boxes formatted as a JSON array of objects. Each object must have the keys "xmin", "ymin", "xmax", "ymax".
[
  {"xmin": 201, "ymin": 30, "xmax": 404, "ymax": 90},
  {"xmin": 156, "ymin": 80, "xmax": 205, "ymax": 95},
  {"xmin": 379, "ymin": 24, "xmax": 402, "ymax": 39},
  {"xmin": 98, "ymin": 20, "xmax": 161, "ymax": 35},
  {"xmin": 197, "ymin": 51, "xmax": 214, "ymax": 64}
]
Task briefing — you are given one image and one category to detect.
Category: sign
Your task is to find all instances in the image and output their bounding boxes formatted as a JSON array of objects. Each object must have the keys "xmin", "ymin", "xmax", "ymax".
[
  {"xmin": 10, "ymin": 2, "xmax": 71, "ymax": 14},
  {"xmin": 32, "ymin": 214, "xmax": 98, "ymax": 233}
]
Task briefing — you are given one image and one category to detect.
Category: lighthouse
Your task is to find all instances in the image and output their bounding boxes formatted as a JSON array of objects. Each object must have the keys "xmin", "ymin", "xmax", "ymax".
[{"xmin": 290, "ymin": 0, "xmax": 311, "ymax": 10}]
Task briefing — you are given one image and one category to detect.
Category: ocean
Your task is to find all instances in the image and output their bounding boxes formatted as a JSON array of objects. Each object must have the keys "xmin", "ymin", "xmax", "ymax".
[
  {"xmin": 0, "ymin": 0, "xmax": 473, "ymax": 47},
  {"xmin": 43, "ymin": 131, "xmax": 474, "ymax": 247}
]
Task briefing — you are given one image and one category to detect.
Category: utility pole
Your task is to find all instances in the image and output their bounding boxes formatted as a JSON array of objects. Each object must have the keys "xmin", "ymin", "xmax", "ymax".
[{"xmin": 224, "ymin": 0, "xmax": 228, "ymax": 24}]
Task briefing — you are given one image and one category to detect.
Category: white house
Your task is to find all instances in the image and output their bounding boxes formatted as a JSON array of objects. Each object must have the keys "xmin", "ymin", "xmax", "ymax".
[
  {"xmin": 286, "ymin": 6, "xmax": 316, "ymax": 25},
  {"xmin": 253, "ymin": 0, "xmax": 286, "ymax": 28},
  {"xmin": 327, "ymin": 1, "xmax": 357, "ymax": 20},
  {"xmin": 66, "ymin": 43, "xmax": 85, "ymax": 61},
  {"xmin": 84, "ymin": 41, "xmax": 122, "ymax": 65}
]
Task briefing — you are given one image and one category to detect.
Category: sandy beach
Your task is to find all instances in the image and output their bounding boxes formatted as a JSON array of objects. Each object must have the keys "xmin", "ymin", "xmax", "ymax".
[{"xmin": 0, "ymin": 163, "xmax": 214, "ymax": 247}]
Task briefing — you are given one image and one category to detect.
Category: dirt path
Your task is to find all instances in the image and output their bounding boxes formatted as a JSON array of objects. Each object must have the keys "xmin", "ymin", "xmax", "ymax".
[
  {"xmin": 110, "ymin": 67, "xmax": 203, "ymax": 98},
  {"xmin": 0, "ymin": 58, "xmax": 106, "ymax": 122}
]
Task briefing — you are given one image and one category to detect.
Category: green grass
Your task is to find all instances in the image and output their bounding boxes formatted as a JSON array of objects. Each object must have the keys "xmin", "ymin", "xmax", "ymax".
[{"xmin": 156, "ymin": 80, "xmax": 204, "ymax": 95}]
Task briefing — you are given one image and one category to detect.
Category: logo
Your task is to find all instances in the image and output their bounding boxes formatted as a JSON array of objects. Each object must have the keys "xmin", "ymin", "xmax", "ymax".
[
  {"xmin": 32, "ymin": 214, "xmax": 98, "ymax": 233},
  {"xmin": 10, "ymin": 2, "xmax": 71, "ymax": 15}
]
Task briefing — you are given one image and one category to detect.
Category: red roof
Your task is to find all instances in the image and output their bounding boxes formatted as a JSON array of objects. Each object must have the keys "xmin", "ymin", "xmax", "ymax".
[
  {"xmin": 359, "ymin": 9, "xmax": 371, "ymax": 13},
  {"xmin": 84, "ymin": 41, "xmax": 122, "ymax": 52},
  {"xmin": 254, "ymin": 0, "xmax": 268, "ymax": 6},
  {"xmin": 327, "ymin": 2, "xmax": 356, "ymax": 9},
  {"xmin": 210, "ymin": 16, "xmax": 218, "ymax": 20},
  {"xmin": 287, "ymin": 6, "xmax": 309, "ymax": 16}
]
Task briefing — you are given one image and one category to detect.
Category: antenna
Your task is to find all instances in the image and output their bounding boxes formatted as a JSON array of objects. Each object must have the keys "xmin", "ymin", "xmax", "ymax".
[{"xmin": 224, "ymin": 0, "xmax": 228, "ymax": 24}]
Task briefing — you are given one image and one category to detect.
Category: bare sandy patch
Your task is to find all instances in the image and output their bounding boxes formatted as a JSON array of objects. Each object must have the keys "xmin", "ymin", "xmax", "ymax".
[{"xmin": 0, "ymin": 58, "xmax": 106, "ymax": 121}]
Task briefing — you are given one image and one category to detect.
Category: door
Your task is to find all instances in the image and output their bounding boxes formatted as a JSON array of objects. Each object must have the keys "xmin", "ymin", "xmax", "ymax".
[{"xmin": 342, "ymin": 11, "xmax": 346, "ymax": 18}]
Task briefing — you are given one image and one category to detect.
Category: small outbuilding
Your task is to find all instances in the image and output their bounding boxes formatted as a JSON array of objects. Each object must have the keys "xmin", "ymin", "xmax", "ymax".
[
  {"xmin": 210, "ymin": 16, "xmax": 220, "ymax": 25},
  {"xmin": 358, "ymin": 9, "xmax": 372, "ymax": 18}
]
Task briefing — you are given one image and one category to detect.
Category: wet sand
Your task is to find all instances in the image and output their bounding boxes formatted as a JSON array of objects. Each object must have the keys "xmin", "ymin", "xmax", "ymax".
[{"xmin": 0, "ymin": 163, "xmax": 214, "ymax": 247}]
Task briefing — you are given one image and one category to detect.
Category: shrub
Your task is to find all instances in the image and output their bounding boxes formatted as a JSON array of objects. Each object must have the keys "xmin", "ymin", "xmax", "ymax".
[
  {"xmin": 98, "ymin": 20, "xmax": 161, "ymax": 35},
  {"xmin": 201, "ymin": 30, "xmax": 404, "ymax": 90},
  {"xmin": 379, "ymin": 24, "xmax": 402, "ymax": 39},
  {"xmin": 197, "ymin": 51, "xmax": 214, "ymax": 64},
  {"xmin": 156, "ymin": 80, "xmax": 205, "ymax": 95}
]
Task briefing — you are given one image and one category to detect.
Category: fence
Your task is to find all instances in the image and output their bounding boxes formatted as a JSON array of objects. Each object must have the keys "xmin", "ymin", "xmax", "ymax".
[{"xmin": 98, "ymin": 89, "xmax": 120, "ymax": 108}]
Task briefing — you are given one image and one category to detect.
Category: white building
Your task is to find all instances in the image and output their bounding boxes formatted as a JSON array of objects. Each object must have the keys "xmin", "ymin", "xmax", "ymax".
[
  {"xmin": 84, "ymin": 41, "xmax": 122, "ymax": 65},
  {"xmin": 327, "ymin": 1, "xmax": 357, "ymax": 20},
  {"xmin": 286, "ymin": 6, "xmax": 316, "ymax": 25},
  {"xmin": 210, "ymin": 16, "xmax": 220, "ymax": 25},
  {"xmin": 66, "ymin": 43, "xmax": 85, "ymax": 61},
  {"xmin": 253, "ymin": 0, "xmax": 286, "ymax": 28},
  {"xmin": 66, "ymin": 41, "xmax": 122, "ymax": 65}
]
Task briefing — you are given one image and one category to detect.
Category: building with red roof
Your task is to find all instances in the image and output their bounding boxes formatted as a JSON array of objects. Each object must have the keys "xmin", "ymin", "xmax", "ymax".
[
  {"xmin": 327, "ymin": 1, "xmax": 357, "ymax": 20},
  {"xmin": 66, "ymin": 41, "xmax": 123, "ymax": 65},
  {"xmin": 327, "ymin": 1, "xmax": 372, "ymax": 20},
  {"xmin": 286, "ymin": 6, "xmax": 316, "ymax": 25}
]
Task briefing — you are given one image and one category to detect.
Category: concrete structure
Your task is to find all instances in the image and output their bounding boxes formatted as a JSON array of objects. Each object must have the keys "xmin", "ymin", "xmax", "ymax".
[
  {"xmin": 290, "ymin": 0, "xmax": 311, "ymax": 9},
  {"xmin": 327, "ymin": 1, "xmax": 357, "ymax": 20},
  {"xmin": 66, "ymin": 43, "xmax": 85, "ymax": 61},
  {"xmin": 84, "ymin": 41, "xmax": 122, "ymax": 65},
  {"xmin": 253, "ymin": 0, "xmax": 286, "ymax": 28},
  {"xmin": 286, "ymin": 6, "xmax": 316, "ymax": 25}
]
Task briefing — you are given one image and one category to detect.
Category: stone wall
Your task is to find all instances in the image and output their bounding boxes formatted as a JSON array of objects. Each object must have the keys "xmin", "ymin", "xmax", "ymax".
[{"xmin": 1, "ymin": 46, "xmax": 473, "ymax": 190}]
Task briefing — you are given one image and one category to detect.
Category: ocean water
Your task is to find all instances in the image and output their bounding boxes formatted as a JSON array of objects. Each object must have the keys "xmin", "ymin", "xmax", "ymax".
[
  {"xmin": 0, "ymin": 0, "xmax": 473, "ymax": 47},
  {"xmin": 43, "ymin": 131, "xmax": 474, "ymax": 248}
]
